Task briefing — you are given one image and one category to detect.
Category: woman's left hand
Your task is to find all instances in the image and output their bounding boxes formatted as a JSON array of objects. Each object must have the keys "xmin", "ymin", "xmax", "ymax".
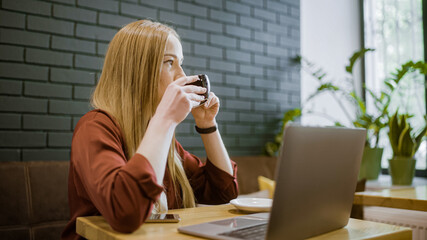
[{"xmin": 191, "ymin": 92, "xmax": 219, "ymax": 128}]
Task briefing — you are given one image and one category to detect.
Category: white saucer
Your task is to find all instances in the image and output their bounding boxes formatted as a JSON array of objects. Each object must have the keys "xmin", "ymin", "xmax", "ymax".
[{"xmin": 230, "ymin": 198, "xmax": 272, "ymax": 212}]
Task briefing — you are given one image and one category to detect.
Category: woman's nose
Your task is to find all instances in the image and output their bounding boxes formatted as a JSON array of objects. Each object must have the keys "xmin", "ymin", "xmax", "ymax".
[{"xmin": 175, "ymin": 66, "xmax": 186, "ymax": 80}]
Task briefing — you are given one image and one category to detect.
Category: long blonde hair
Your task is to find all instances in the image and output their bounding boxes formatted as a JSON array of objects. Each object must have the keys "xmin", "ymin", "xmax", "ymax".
[{"xmin": 91, "ymin": 20, "xmax": 196, "ymax": 210}]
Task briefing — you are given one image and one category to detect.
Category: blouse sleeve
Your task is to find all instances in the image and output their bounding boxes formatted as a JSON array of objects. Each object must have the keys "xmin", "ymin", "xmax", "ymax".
[
  {"xmin": 71, "ymin": 112, "xmax": 163, "ymax": 233},
  {"xmin": 176, "ymin": 141, "xmax": 238, "ymax": 204}
]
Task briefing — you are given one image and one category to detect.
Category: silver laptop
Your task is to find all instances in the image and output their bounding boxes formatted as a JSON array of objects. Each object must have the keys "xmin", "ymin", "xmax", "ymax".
[{"xmin": 178, "ymin": 125, "xmax": 366, "ymax": 240}]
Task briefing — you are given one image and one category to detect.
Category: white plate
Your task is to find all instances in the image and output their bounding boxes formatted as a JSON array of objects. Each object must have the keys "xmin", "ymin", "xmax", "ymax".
[{"xmin": 230, "ymin": 198, "xmax": 272, "ymax": 212}]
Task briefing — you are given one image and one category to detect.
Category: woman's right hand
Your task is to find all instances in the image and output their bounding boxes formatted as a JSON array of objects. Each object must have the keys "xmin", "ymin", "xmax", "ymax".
[{"xmin": 154, "ymin": 75, "xmax": 207, "ymax": 125}]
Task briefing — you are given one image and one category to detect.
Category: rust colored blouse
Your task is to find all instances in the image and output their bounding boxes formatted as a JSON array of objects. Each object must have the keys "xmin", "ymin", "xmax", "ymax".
[{"xmin": 61, "ymin": 109, "xmax": 238, "ymax": 240}]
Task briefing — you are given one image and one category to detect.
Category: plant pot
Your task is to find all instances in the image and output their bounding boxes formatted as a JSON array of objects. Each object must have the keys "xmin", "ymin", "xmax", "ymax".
[
  {"xmin": 358, "ymin": 147, "xmax": 383, "ymax": 180},
  {"xmin": 388, "ymin": 157, "xmax": 416, "ymax": 185}
]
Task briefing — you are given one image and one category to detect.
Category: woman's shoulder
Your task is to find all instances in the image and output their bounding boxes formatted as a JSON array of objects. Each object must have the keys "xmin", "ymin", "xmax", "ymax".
[{"xmin": 74, "ymin": 109, "xmax": 121, "ymax": 134}]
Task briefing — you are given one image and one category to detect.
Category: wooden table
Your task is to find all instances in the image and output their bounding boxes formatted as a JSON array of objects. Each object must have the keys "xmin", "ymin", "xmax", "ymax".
[
  {"xmin": 76, "ymin": 204, "xmax": 412, "ymax": 240},
  {"xmin": 354, "ymin": 185, "xmax": 427, "ymax": 211}
]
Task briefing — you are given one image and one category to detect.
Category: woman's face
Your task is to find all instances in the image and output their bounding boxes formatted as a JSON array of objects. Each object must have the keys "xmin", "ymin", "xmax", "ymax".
[{"xmin": 159, "ymin": 34, "xmax": 185, "ymax": 97}]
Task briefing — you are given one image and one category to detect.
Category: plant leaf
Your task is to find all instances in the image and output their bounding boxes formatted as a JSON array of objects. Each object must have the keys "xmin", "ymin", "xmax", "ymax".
[{"xmin": 345, "ymin": 48, "xmax": 375, "ymax": 74}]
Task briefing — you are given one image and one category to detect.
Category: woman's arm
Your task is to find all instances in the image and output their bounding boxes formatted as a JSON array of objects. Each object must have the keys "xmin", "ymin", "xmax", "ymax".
[
  {"xmin": 136, "ymin": 75, "xmax": 206, "ymax": 184},
  {"xmin": 192, "ymin": 92, "xmax": 233, "ymax": 175}
]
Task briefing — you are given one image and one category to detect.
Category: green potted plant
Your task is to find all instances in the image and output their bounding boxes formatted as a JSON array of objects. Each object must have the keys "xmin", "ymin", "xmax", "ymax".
[
  {"xmin": 387, "ymin": 111, "xmax": 426, "ymax": 185},
  {"xmin": 265, "ymin": 49, "xmax": 427, "ymax": 181}
]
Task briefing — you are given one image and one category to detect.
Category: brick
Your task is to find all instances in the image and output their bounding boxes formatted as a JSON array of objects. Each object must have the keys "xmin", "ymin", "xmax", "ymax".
[
  {"xmin": 290, "ymin": 27, "xmax": 300, "ymax": 39},
  {"xmin": 22, "ymin": 149, "xmax": 70, "ymax": 161},
  {"xmin": 99, "ymin": 13, "xmax": 136, "ymax": 28},
  {"xmin": 25, "ymin": 82, "xmax": 72, "ymax": 99},
  {"xmin": 267, "ymin": 91, "xmax": 288, "ymax": 101},
  {"xmin": 77, "ymin": 0, "xmax": 118, "ymax": 12},
  {"xmin": 53, "ymin": 4, "xmax": 96, "ymax": 23},
  {"xmin": 240, "ymin": 16, "xmax": 264, "ymax": 30},
  {"xmin": 254, "ymin": 54, "xmax": 277, "ymax": 67},
  {"xmin": 216, "ymin": 111, "xmax": 237, "ymax": 122},
  {"xmin": 0, "ymin": 79, "xmax": 22, "ymax": 95},
  {"xmin": 255, "ymin": 101, "xmax": 278, "ymax": 112},
  {"xmin": 0, "ymin": 29, "xmax": 50, "ymax": 48},
  {"xmin": 210, "ymin": 60, "xmax": 236, "ymax": 72},
  {"xmin": 266, "ymin": 68, "xmax": 286, "ymax": 80},
  {"xmin": 23, "ymin": 114, "xmax": 71, "ymax": 130},
  {"xmin": 267, "ymin": 22, "xmax": 287, "ymax": 34},
  {"xmin": 240, "ymin": 0, "xmax": 263, "ymax": 7},
  {"xmin": 178, "ymin": 136, "xmax": 204, "ymax": 148},
  {"xmin": 266, "ymin": 45, "xmax": 287, "ymax": 56},
  {"xmin": 183, "ymin": 56, "xmax": 207, "ymax": 69},
  {"xmin": 0, "ymin": 113, "xmax": 21, "ymax": 129},
  {"xmin": 209, "ymin": 9, "xmax": 237, "ymax": 24},
  {"xmin": 52, "ymin": 36, "xmax": 96, "ymax": 54},
  {"xmin": 226, "ymin": 49, "xmax": 251, "ymax": 63},
  {"xmin": 240, "ymin": 64, "xmax": 263, "ymax": 76},
  {"xmin": 195, "ymin": 0, "xmax": 223, "ymax": 9},
  {"xmin": 254, "ymin": 8, "xmax": 277, "ymax": 22},
  {"xmin": 266, "ymin": 1, "xmax": 289, "ymax": 12},
  {"xmin": 175, "ymin": 122, "xmax": 191, "ymax": 134},
  {"xmin": 224, "ymin": 74, "xmax": 251, "ymax": 87},
  {"xmin": 240, "ymin": 39, "xmax": 264, "ymax": 53},
  {"xmin": 195, "ymin": 19, "xmax": 223, "ymax": 33},
  {"xmin": 280, "ymin": 14, "xmax": 300, "ymax": 26},
  {"xmin": 224, "ymin": 99, "xmax": 251, "ymax": 110},
  {"xmin": 210, "ymin": 34, "xmax": 237, "ymax": 48},
  {"xmin": 0, "ymin": 149, "xmax": 20, "ymax": 161},
  {"xmin": 290, "ymin": 6, "xmax": 300, "ymax": 18},
  {"xmin": 0, "ymin": 10, "xmax": 25, "ymax": 28},
  {"xmin": 225, "ymin": 25, "xmax": 251, "ymax": 39},
  {"xmin": 194, "ymin": 44, "xmax": 223, "ymax": 58},
  {"xmin": 225, "ymin": 1, "xmax": 251, "ymax": 15},
  {"xmin": 280, "ymin": 35, "xmax": 300, "ymax": 48},
  {"xmin": 73, "ymin": 116, "xmax": 81, "ymax": 129},
  {"xmin": 254, "ymin": 78, "xmax": 278, "ymax": 90},
  {"xmin": 51, "ymin": 68, "xmax": 95, "ymax": 85},
  {"xmin": 97, "ymin": 42, "xmax": 109, "ymax": 56},
  {"xmin": 181, "ymin": 41, "xmax": 192, "ymax": 55},
  {"xmin": 27, "ymin": 16, "xmax": 74, "ymax": 36},
  {"xmin": 225, "ymin": 124, "xmax": 251, "ymax": 134},
  {"xmin": 239, "ymin": 136, "xmax": 265, "ymax": 147},
  {"xmin": 0, "ymin": 63, "xmax": 48, "ymax": 81},
  {"xmin": 2, "ymin": 0, "xmax": 51, "ymax": 16},
  {"xmin": 238, "ymin": 88, "xmax": 264, "ymax": 100},
  {"xmin": 74, "ymin": 86, "xmax": 94, "ymax": 100},
  {"xmin": 177, "ymin": 28, "xmax": 208, "ymax": 43},
  {"xmin": 49, "ymin": 99, "xmax": 91, "ymax": 115},
  {"xmin": 121, "ymin": 2, "xmax": 157, "ymax": 18},
  {"xmin": 26, "ymin": 48, "xmax": 73, "ymax": 67},
  {"xmin": 0, "ymin": 96, "xmax": 47, "ymax": 113},
  {"xmin": 75, "ymin": 54, "xmax": 104, "ymax": 70},
  {"xmin": 0, "ymin": 45, "xmax": 24, "ymax": 61},
  {"xmin": 76, "ymin": 23, "xmax": 117, "ymax": 41},
  {"xmin": 141, "ymin": 0, "xmax": 174, "ymax": 10},
  {"xmin": 159, "ymin": 11, "xmax": 192, "ymax": 28},
  {"xmin": 254, "ymin": 31, "xmax": 277, "ymax": 44},
  {"xmin": 48, "ymin": 132, "xmax": 73, "ymax": 147},
  {"xmin": 177, "ymin": 2, "xmax": 207, "ymax": 17},
  {"xmin": 50, "ymin": 0, "xmax": 76, "ymax": 4},
  {"xmin": 211, "ymin": 85, "xmax": 237, "ymax": 98},
  {"xmin": 279, "ymin": 0, "xmax": 299, "ymax": 7},
  {"xmin": 0, "ymin": 131, "xmax": 46, "ymax": 147}
]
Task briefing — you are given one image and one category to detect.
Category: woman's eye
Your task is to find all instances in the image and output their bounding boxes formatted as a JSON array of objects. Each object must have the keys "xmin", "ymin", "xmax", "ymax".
[{"xmin": 165, "ymin": 60, "xmax": 173, "ymax": 65}]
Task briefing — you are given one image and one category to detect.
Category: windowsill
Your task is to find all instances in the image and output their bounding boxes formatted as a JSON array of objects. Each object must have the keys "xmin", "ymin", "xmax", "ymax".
[{"xmin": 366, "ymin": 174, "xmax": 427, "ymax": 191}]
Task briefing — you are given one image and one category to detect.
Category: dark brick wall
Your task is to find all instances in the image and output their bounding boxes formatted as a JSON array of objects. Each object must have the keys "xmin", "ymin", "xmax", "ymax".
[{"xmin": 0, "ymin": 0, "xmax": 300, "ymax": 160}]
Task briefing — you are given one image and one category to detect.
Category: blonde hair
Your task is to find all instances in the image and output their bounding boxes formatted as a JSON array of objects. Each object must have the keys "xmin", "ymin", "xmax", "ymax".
[{"xmin": 91, "ymin": 20, "xmax": 196, "ymax": 211}]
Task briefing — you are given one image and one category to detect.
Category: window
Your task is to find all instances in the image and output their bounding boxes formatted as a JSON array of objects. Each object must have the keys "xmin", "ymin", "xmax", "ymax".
[{"xmin": 363, "ymin": 0, "xmax": 426, "ymax": 173}]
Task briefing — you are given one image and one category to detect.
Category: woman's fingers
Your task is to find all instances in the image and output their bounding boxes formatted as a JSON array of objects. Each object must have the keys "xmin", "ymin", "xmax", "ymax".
[
  {"xmin": 187, "ymin": 93, "xmax": 205, "ymax": 102},
  {"xmin": 182, "ymin": 85, "xmax": 206, "ymax": 94},
  {"xmin": 204, "ymin": 92, "xmax": 219, "ymax": 108},
  {"xmin": 174, "ymin": 75, "xmax": 199, "ymax": 86}
]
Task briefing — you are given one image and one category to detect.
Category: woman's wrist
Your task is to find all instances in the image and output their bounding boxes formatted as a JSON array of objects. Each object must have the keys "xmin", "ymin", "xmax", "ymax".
[{"xmin": 195, "ymin": 120, "xmax": 216, "ymax": 129}]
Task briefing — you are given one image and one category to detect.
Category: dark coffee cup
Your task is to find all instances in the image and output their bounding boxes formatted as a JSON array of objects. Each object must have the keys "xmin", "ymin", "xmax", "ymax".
[{"xmin": 186, "ymin": 74, "xmax": 210, "ymax": 105}]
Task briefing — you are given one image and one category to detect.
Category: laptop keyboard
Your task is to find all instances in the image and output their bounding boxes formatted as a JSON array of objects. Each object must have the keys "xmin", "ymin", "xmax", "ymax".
[{"xmin": 218, "ymin": 223, "xmax": 267, "ymax": 239}]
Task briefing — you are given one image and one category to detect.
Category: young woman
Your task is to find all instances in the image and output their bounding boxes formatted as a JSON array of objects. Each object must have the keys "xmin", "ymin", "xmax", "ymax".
[{"xmin": 62, "ymin": 20, "xmax": 238, "ymax": 240}]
